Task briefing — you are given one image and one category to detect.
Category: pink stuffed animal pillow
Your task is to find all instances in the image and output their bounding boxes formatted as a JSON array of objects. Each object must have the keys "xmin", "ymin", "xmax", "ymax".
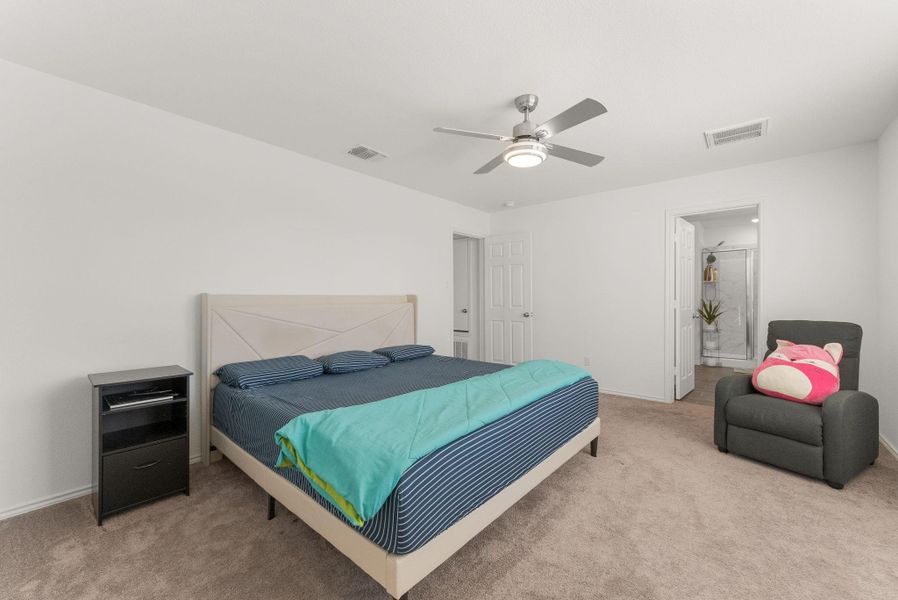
[{"xmin": 752, "ymin": 340, "xmax": 843, "ymax": 405}]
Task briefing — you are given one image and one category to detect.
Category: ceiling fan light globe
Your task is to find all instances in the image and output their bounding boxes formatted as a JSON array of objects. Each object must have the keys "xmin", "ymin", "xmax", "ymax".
[
  {"xmin": 507, "ymin": 153, "xmax": 544, "ymax": 168},
  {"xmin": 503, "ymin": 141, "xmax": 547, "ymax": 168}
]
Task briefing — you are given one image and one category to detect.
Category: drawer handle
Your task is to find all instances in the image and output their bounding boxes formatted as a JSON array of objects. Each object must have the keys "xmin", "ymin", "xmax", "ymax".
[{"xmin": 132, "ymin": 460, "xmax": 160, "ymax": 470}]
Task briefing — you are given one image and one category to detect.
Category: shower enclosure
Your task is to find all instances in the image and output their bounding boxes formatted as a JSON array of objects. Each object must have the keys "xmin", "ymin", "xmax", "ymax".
[{"xmin": 701, "ymin": 247, "xmax": 757, "ymax": 365}]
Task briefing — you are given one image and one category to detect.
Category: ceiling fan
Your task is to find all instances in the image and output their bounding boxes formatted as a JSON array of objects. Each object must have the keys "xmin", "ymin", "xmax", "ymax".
[{"xmin": 434, "ymin": 94, "xmax": 607, "ymax": 174}]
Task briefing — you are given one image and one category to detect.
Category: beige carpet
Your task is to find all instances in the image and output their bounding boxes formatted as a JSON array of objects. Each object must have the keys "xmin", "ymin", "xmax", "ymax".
[{"xmin": 2, "ymin": 395, "xmax": 897, "ymax": 600}]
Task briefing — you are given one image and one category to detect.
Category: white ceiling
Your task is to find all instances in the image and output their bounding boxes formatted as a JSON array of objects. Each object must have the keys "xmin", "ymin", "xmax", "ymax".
[{"xmin": 1, "ymin": 1, "xmax": 897, "ymax": 212}]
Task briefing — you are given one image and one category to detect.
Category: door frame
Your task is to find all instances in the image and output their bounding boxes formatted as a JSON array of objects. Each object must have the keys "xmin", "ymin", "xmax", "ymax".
[
  {"xmin": 663, "ymin": 197, "xmax": 767, "ymax": 403},
  {"xmin": 451, "ymin": 230, "xmax": 485, "ymax": 360}
]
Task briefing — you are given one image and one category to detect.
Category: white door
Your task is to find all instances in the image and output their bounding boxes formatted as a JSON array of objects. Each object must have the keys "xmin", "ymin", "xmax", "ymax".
[
  {"xmin": 675, "ymin": 217, "xmax": 696, "ymax": 399},
  {"xmin": 484, "ymin": 232, "xmax": 532, "ymax": 364},
  {"xmin": 453, "ymin": 238, "xmax": 471, "ymax": 332}
]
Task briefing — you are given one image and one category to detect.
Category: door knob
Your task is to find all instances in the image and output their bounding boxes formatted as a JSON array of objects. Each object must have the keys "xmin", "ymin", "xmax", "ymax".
[
  {"xmin": 523, "ymin": 312, "xmax": 533, "ymax": 318},
  {"xmin": 461, "ymin": 308, "xmax": 468, "ymax": 314}
]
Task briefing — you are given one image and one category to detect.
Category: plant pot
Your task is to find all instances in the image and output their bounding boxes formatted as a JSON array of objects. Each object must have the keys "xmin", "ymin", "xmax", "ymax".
[{"xmin": 702, "ymin": 323, "xmax": 719, "ymax": 352}]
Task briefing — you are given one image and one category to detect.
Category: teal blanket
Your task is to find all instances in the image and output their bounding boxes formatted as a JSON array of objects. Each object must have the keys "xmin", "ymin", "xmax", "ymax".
[{"xmin": 274, "ymin": 359, "xmax": 589, "ymax": 526}]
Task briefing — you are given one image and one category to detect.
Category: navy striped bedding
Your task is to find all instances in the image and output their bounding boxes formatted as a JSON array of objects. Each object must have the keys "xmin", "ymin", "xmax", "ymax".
[
  {"xmin": 317, "ymin": 350, "xmax": 389, "ymax": 374},
  {"xmin": 212, "ymin": 355, "xmax": 599, "ymax": 554},
  {"xmin": 215, "ymin": 355, "xmax": 323, "ymax": 389},
  {"xmin": 374, "ymin": 344, "xmax": 435, "ymax": 362}
]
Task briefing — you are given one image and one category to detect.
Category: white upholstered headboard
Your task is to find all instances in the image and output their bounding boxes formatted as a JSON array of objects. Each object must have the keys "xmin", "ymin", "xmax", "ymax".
[{"xmin": 200, "ymin": 294, "xmax": 417, "ymax": 463}]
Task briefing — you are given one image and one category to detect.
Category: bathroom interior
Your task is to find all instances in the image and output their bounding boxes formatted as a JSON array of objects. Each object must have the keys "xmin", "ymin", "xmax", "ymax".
[{"xmin": 685, "ymin": 207, "xmax": 760, "ymax": 372}]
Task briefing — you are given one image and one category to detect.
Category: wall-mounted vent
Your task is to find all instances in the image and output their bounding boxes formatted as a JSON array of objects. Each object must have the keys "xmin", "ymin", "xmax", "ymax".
[
  {"xmin": 347, "ymin": 145, "xmax": 388, "ymax": 161},
  {"xmin": 453, "ymin": 339, "xmax": 469, "ymax": 359},
  {"xmin": 704, "ymin": 119, "xmax": 769, "ymax": 149}
]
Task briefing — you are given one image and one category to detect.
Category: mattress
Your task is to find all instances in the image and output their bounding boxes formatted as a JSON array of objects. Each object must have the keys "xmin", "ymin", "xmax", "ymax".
[{"xmin": 212, "ymin": 355, "xmax": 599, "ymax": 554}]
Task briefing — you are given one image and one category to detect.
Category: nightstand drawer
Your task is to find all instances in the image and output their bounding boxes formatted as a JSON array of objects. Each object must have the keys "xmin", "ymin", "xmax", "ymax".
[{"xmin": 102, "ymin": 437, "xmax": 188, "ymax": 513}]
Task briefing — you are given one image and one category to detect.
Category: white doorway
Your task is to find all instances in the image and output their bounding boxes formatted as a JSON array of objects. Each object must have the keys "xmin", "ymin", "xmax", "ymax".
[
  {"xmin": 452, "ymin": 233, "xmax": 483, "ymax": 360},
  {"xmin": 483, "ymin": 232, "xmax": 533, "ymax": 365},
  {"xmin": 665, "ymin": 203, "xmax": 763, "ymax": 403}
]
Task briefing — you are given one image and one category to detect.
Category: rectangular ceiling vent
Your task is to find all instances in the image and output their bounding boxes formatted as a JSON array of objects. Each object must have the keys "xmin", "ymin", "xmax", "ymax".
[
  {"xmin": 704, "ymin": 118, "xmax": 769, "ymax": 149},
  {"xmin": 347, "ymin": 145, "xmax": 388, "ymax": 161}
]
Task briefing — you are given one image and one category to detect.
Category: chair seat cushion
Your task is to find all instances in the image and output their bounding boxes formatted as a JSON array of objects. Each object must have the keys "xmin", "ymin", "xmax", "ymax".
[{"xmin": 726, "ymin": 393, "xmax": 823, "ymax": 446}]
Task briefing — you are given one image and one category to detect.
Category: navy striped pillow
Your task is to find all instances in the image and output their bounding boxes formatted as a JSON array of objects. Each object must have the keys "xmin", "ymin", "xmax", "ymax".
[
  {"xmin": 374, "ymin": 345, "xmax": 435, "ymax": 362},
  {"xmin": 318, "ymin": 350, "xmax": 389, "ymax": 374},
  {"xmin": 216, "ymin": 355, "xmax": 323, "ymax": 389}
]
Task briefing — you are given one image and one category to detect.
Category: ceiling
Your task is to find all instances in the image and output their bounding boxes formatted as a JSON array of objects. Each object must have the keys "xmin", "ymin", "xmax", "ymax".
[{"xmin": 1, "ymin": 1, "xmax": 897, "ymax": 212}]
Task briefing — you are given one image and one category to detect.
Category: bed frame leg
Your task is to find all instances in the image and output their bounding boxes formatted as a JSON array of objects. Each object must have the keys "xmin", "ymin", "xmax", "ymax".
[
  {"xmin": 590, "ymin": 437, "xmax": 599, "ymax": 457},
  {"xmin": 267, "ymin": 494, "xmax": 276, "ymax": 520}
]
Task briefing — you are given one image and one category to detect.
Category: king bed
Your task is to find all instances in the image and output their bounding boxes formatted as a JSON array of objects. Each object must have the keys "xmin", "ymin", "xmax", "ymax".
[{"xmin": 201, "ymin": 294, "xmax": 601, "ymax": 599}]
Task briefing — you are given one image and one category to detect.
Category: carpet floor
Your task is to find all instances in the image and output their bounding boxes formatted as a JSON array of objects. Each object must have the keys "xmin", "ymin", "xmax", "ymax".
[{"xmin": 2, "ymin": 394, "xmax": 897, "ymax": 600}]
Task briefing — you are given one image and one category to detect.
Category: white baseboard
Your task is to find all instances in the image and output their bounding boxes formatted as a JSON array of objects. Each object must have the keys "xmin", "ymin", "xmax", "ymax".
[
  {"xmin": 880, "ymin": 435, "xmax": 898, "ymax": 461},
  {"xmin": 600, "ymin": 388, "xmax": 667, "ymax": 403},
  {"xmin": 0, "ymin": 484, "xmax": 92, "ymax": 522},
  {"xmin": 0, "ymin": 453, "xmax": 204, "ymax": 521}
]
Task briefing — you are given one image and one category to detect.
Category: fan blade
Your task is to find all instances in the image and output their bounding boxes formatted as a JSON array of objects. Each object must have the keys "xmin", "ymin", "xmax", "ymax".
[
  {"xmin": 474, "ymin": 153, "xmax": 506, "ymax": 174},
  {"xmin": 434, "ymin": 127, "xmax": 514, "ymax": 142},
  {"xmin": 547, "ymin": 143, "xmax": 605, "ymax": 167},
  {"xmin": 533, "ymin": 99, "xmax": 607, "ymax": 139}
]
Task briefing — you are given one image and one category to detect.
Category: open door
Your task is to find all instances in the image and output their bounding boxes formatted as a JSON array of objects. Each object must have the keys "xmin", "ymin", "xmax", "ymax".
[
  {"xmin": 484, "ymin": 232, "xmax": 532, "ymax": 364},
  {"xmin": 452, "ymin": 235, "xmax": 481, "ymax": 360},
  {"xmin": 675, "ymin": 217, "xmax": 696, "ymax": 399}
]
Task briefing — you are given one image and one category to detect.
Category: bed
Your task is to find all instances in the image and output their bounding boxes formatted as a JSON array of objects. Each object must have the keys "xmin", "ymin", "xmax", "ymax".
[{"xmin": 200, "ymin": 294, "xmax": 601, "ymax": 599}]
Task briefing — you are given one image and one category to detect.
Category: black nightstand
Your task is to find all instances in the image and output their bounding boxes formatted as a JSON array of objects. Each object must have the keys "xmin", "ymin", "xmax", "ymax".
[{"xmin": 89, "ymin": 365, "xmax": 192, "ymax": 525}]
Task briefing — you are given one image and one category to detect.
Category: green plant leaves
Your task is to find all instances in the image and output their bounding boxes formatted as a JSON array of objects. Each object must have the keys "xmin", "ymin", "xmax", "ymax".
[{"xmin": 698, "ymin": 299, "xmax": 724, "ymax": 325}]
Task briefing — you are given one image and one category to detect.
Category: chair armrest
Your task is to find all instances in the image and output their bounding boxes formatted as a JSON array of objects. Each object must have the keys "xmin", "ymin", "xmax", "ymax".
[
  {"xmin": 714, "ymin": 374, "xmax": 754, "ymax": 450},
  {"xmin": 822, "ymin": 391, "xmax": 879, "ymax": 485}
]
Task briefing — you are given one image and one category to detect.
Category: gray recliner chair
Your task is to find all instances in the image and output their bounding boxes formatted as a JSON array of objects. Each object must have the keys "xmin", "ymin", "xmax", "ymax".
[{"xmin": 715, "ymin": 320, "xmax": 879, "ymax": 489}]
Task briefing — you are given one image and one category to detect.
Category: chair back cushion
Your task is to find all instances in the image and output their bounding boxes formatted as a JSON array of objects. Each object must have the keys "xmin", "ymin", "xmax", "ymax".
[{"xmin": 765, "ymin": 321, "xmax": 862, "ymax": 390}]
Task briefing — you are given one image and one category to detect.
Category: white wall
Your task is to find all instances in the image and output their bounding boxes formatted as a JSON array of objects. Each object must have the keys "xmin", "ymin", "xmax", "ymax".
[
  {"xmin": 698, "ymin": 222, "xmax": 758, "ymax": 248},
  {"xmin": 0, "ymin": 61, "xmax": 489, "ymax": 517},
  {"xmin": 491, "ymin": 143, "xmax": 879, "ymax": 402},
  {"xmin": 873, "ymin": 115, "xmax": 898, "ymax": 452}
]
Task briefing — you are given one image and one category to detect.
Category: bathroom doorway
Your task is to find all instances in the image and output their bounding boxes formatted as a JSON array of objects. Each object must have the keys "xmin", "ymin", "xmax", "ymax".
[{"xmin": 666, "ymin": 204, "xmax": 762, "ymax": 402}]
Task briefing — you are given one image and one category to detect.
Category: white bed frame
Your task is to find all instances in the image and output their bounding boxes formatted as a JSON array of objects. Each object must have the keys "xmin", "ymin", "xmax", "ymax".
[{"xmin": 200, "ymin": 294, "xmax": 600, "ymax": 599}]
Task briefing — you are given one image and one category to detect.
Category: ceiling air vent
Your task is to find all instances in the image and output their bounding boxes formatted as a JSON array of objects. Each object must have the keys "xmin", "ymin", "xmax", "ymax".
[
  {"xmin": 347, "ymin": 145, "xmax": 388, "ymax": 161},
  {"xmin": 704, "ymin": 118, "xmax": 769, "ymax": 149}
]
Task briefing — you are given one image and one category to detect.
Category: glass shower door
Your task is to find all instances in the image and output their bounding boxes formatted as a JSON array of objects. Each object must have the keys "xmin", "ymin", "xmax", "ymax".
[{"xmin": 702, "ymin": 248, "xmax": 754, "ymax": 361}]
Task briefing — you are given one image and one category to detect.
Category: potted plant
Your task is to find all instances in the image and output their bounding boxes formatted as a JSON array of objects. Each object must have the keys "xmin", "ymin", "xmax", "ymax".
[{"xmin": 698, "ymin": 299, "xmax": 724, "ymax": 352}]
